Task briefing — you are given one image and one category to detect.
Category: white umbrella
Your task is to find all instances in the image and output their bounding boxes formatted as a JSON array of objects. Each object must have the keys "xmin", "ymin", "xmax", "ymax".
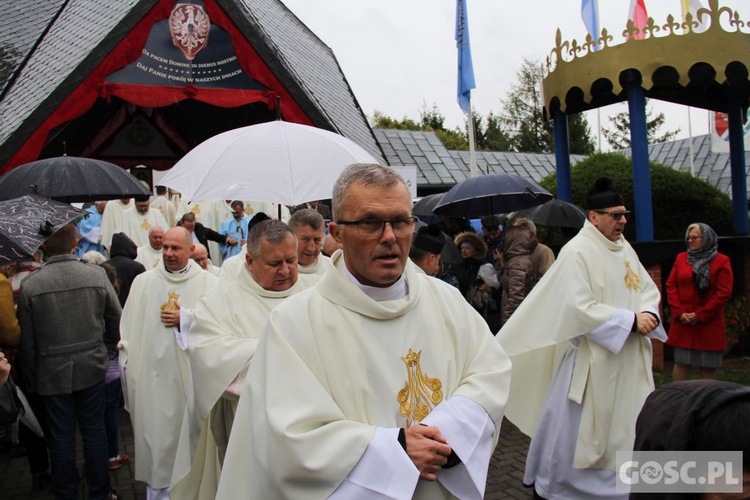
[{"xmin": 160, "ymin": 121, "xmax": 378, "ymax": 206}]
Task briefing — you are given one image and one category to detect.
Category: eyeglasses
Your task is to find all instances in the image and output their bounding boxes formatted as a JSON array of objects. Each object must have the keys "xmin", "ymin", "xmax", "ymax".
[
  {"xmin": 336, "ymin": 217, "xmax": 418, "ymax": 238},
  {"xmin": 593, "ymin": 210, "xmax": 631, "ymax": 221},
  {"xmin": 686, "ymin": 236, "xmax": 703, "ymax": 242}
]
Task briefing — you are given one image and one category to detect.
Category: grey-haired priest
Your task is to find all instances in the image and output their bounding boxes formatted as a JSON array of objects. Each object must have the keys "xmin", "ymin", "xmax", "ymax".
[{"xmin": 217, "ymin": 163, "xmax": 511, "ymax": 499}]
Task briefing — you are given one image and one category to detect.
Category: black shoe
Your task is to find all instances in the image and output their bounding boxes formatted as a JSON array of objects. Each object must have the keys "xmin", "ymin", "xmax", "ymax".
[{"xmin": 31, "ymin": 472, "xmax": 52, "ymax": 492}]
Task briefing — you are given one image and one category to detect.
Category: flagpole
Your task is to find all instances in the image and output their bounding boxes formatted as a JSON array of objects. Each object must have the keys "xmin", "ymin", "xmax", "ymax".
[
  {"xmin": 687, "ymin": 106, "xmax": 695, "ymax": 176},
  {"xmin": 456, "ymin": 0, "xmax": 477, "ymax": 176},
  {"xmin": 467, "ymin": 105, "xmax": 478, "ymax": 177}
]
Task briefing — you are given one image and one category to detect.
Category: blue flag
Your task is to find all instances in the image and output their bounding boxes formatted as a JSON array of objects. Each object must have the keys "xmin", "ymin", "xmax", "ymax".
[
  {"xmin": 581, "ymin": 0, "xmax": 600, "ymax": 50},
  {"xmin": 455, "ymin": 0, "xmax": 475, "ymax": 113}
]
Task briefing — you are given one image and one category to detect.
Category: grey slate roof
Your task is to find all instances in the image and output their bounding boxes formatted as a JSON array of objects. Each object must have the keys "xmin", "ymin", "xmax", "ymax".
[
  {"xmin": 0, "ymin": 0, "xmax": 383, "ymax": 167},
  {"xmin": 621, "ymin": 134, "xmax": 750, "ymax": 199},
  {"xmin": 374, "ymin": 128, "xmax": 748, "ymax": 200},
  {"xmin": 374, "ymin": 128, "xmax": 584, "ymax": 191}
]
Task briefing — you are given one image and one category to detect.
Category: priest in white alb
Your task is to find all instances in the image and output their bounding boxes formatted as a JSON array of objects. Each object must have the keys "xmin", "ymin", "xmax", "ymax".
[
  {"xmin": 497, "ymin": 178, "xmax": 666, "ymax": 500},
  {"xmin": 121, "ymin": 199, "xmax": 169, "ymax": 248},
  {"xmin": 135, "ymin": 227, "xmax": 164, "ymax": 270},
  {"xmin": 119, "ymin": 227, "xmax": 217, "ymax": 499},
  {"xmin": 182, "ymin": 220, "xmax": 306, "ymax": 491},
  {"xmin": 288, "ymin": 208, "xmax": 332, "ymax": 285},
  {"xmin": 100, "ymin": 198, "xmax": 131, "ymax": 252},
  {"xmin": 216, "ymin": 164, "xmax": 511, "ymax": 500}
]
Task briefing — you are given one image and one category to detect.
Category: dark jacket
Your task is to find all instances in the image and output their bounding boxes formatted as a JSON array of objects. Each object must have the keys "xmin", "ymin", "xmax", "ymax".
[
  {"xmin": 106, "ymin": 232, "xmax": 146, "ymax": 307},
  {"xmin": 193, "ymin": 223, "xmax": 227, "ymax": 258},
  {"xmin": 632, "ymin": 380, "xmax": 750, "ymax": 499},
  {"xmin": 17, "ymin": 254, "xmax": 121, "ymax": 395}
]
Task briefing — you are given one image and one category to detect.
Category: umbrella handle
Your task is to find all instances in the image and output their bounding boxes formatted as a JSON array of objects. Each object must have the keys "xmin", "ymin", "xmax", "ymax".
[{"xmin": 38, "ymin": 221, "xmax": 54, "ymax": 236}]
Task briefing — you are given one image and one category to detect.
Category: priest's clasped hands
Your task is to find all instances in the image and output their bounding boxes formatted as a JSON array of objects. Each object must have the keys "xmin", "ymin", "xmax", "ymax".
[
  {"xmin": 404, "ymin": 425, "xmax": 454, "ymax": 481},
  {"xmin": 160, "ymin": 302, "xmax": 181, "ymax": 328},
  {"xmin": 635, "ymin": 311, "xmax": 659, "ymax": 335}
]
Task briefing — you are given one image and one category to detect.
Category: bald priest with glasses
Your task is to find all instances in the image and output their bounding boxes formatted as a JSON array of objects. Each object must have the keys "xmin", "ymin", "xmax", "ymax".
[
  {"xmin": 497, "ymin": 177, "xmax": 667, "ymax": 500},
  {"xmin": 217, "ymin": 164, "xmax": 512, "ymax": 499}
]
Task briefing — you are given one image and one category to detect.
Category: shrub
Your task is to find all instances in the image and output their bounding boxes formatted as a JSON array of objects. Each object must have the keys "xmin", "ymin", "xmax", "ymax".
[
  {"xmin": 724, "ymin": 296, "xmax": 750, "ymax": 355},
  {"xmin": 539, "ymin": 152, "xmax": 733, "ymax": 241}
]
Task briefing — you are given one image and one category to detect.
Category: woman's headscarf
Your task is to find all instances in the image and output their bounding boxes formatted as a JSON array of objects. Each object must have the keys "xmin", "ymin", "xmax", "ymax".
[{"xmin": 685, "ymin": 222, "xmax": 718, "ymax": 299}]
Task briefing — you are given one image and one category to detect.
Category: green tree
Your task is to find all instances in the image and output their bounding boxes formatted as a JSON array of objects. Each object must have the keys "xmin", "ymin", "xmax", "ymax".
[
  {"xmin": 567, "ymin": 113, "xmax": 596, "ymax": 155},
  {"xmin": 370, "ymin": 110, "xmax": 421, "ymax": 131},
  {"xmin": 483, "ymin": 111, "xmax": 513, "ymax": 151},
  {"xmin": 601, "ymin": 101, "xmax": 681, "ymax": 150},
  {"xmin": 500, "ymin": 57, "xmax": 595, "ymax": 155},
  {"xmin": 539, "ymin": 152, "xmax": 732, "ymax": 241},
  {"xmin": 501, "ymin": 57, "xmax": 552, "ymax": 153},
  {"xmin": 371, "ymin": 105, "xmax": 471, "ymax": 150}
]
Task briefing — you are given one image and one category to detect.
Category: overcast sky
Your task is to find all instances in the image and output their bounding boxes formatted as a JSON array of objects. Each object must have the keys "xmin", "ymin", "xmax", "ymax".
[{"xmin": 280, "ymin": 0, "xmax": 746, "ymax": 150}]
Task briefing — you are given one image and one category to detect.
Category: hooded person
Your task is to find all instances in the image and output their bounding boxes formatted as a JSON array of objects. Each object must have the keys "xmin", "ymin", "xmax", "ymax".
[{"xmin": 105, "ymin": 232, "xmax": 146, "ymax": 307}]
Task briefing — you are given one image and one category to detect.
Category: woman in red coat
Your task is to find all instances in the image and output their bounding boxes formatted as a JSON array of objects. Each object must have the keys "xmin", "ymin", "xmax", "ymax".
[{"xmin": 666, "ymin": 222, "xmax": 733, "ymax": 381}]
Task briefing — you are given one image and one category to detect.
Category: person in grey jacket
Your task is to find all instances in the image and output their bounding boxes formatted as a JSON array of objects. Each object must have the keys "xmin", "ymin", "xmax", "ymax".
[{"xmin": 17, "ymin": 223, "xmax": 121, "ymax": 500}]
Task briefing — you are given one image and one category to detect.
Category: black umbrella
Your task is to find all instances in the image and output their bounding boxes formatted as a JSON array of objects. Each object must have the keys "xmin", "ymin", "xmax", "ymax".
[
  {"xmin": 434, "ymin": 173, "xmax": 552, "ymax": 218},
  {"xmin": 413, "ymin": 193, "xmax": 445, "ymax": 216},
  {"xmin": 413, "ymin": 192, "xmax": 446, "ymax": 224},
  {"xmin": 0, "ymin": 156, "xmax": 151, "ymax": 203},
  {"xmin": 510, "ymin": 198, "xmax": 587, "ymax": 229},
  {"xmin": 0, "ymin": 195, "xmax": 86, "ymax": 262}
]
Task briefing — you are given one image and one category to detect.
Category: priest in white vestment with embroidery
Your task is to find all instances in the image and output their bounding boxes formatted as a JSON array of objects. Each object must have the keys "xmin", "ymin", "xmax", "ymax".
[
  {"xmin": 118, "ymin": 227, "xmax": 217, "ymax": 499},
  {"xmin": 216, "ymin": 164, "xmax": 511, "ymax": 500},
  {"xmin": 497, "ymin": 178, "xmax": 667, "ymax": 500},
  {"xmin": 121, "ymin": 199, "xmax": 169, "ymax": 248},
  {"xmin": 135, "ymin": 227, "xmax": 164, "ymax": 270},
  {"xmin": 180, "ymin": 220, "xmax": 306, "ymax": 493},
  {"xmin": 288, "ymin": 208, "xmax": 333, "ymax": 285},
  {"xmin": 100, "ymin": 198, "xmax": 131, "ymax": 252}
]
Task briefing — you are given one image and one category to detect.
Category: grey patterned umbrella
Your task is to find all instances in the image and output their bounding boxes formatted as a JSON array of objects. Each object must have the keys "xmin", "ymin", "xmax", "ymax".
[{"xmin": 0, "ymin": 195, "xmax": 85, "ymax": 262}]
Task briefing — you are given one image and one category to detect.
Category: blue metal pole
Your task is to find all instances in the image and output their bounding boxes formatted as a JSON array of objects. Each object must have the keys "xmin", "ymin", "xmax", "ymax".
[
  {"xmin": 626, "ymin": 82, "xmax": 654, "ymax": 242},
  {"xmin": 553, "ymin": 110, "xmax": 572, "ymax": 202},
  {"xmin": 726, "ymin": 95, "xmax": 749, "ymax": 235}
]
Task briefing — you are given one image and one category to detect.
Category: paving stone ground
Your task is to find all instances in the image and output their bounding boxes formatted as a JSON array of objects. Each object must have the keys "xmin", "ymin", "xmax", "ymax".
[{"xmin": 0, "ymin": 413, "xmax": 530, "ymax": 499}]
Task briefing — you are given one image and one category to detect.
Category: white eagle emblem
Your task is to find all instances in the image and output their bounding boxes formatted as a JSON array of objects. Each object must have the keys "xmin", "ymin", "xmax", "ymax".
[{"xmin": 169, "ymin": 3, "xmax": 210, "ymax": 61}]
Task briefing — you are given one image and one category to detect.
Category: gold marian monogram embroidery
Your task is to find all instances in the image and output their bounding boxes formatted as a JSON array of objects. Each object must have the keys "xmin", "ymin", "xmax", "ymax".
[
  {"xmin": 624, "ymin": 260, "xmax": 640, "ymax": 292},
  {"xmin": 191, "ymin": 204, "xmax": 201, "ymax": 215},
  {"xmin": 244, "ymin": 206, "xmax": 254, "ymax": 215},
  {"xmin": 140, "ymin": 219, "xmax": 152, "ymax": 231},
  {"xmin": 161, "ymin": 291, "xmax": 180, "ymax": 311},
  {"xmin": 397, "ymin": 349, "xmax": 443, "ymax": 427}
]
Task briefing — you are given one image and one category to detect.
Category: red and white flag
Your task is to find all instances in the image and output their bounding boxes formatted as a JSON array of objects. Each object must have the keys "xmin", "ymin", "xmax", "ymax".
[{"xmin": 628, "ymin": 0, "xmax": 648, "ymax": 40}]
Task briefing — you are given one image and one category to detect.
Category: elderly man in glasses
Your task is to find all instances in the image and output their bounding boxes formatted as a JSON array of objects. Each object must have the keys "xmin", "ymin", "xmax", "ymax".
[
  {"xmin": 497, "ymin": 177, "xmax": 667, "ymax": 500},
  {"xmin": 217, "ymin": 163, "xmax": 511, "ymax": 499}
]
